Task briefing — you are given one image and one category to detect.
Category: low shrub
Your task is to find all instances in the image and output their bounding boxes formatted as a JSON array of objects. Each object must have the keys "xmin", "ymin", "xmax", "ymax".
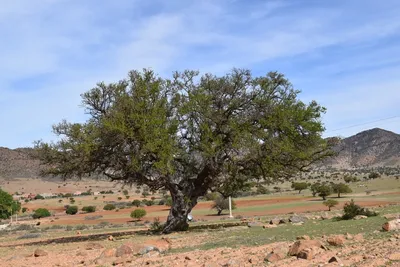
[
  {"xmin": 32, "ymin": 208, "xmax": 51, "ymax": 219},
  {"xmin": 150, "ymin": 217, "xmax": 163, "ymax": 232},
  {"xmin": 84, "ymin": 215, "xmax": 103, "ymax": 220},
  {"xmin": 342, "ymin": 199, "xmax": 378, "ymax": 220},
  {"xmin": 17, "ymin": 233, "xmax": 41, "ymax": 239},
  {"xmin": 131, "ymin": 209, "xmax": 147, "ymax": 220},
  {"xmin": 66, "ymin": 206, "xmax": 78, "ymax": 215},
  {"xmin": 82, "ymin": 206, "xmax": 96, "ymax": 213},
  {"xmin": 103, "ymin": 204, "xmax": 116, "ymax": 210}
]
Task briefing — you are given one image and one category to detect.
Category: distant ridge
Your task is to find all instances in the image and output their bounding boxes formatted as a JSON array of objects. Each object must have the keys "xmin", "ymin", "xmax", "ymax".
[
  {"xmin": 0, "ymin": 127, "xmax": 399, "ymax": 178},
  {"xmin": 324, "ymin": 128, "xmax": 400, "ymax": 168}
]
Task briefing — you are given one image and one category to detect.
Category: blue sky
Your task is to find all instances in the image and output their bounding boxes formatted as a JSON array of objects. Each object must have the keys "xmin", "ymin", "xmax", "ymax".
[{"xmin": 1, "ymin": 0, "xmax": 400, "ymax": 148}]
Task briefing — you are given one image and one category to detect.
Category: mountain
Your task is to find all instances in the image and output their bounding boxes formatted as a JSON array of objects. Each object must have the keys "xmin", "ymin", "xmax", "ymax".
[
  {"xmin": 0, "ymin": 128, "xmax": 399, "ymax": 178},
  {"xmin": 324, "ymin": 128, "xmax": 400, "ymax": 168},
  {"xmin": 0, "ymin": 147, "xmax": 42, "ymax": 178}
]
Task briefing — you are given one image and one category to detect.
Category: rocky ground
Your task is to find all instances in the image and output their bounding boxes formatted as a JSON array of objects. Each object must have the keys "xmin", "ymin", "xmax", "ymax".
[{"xmin": 2, "ymin": 226, "xmax": 400, "ymax": 267}]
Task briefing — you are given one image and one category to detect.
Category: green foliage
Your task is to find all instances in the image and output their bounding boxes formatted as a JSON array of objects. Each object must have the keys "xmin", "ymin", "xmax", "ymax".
[
  {"xmin": 343, "ymin": 175, "xmax": 357, "ymax": 183},
  {"xmin": 0, "ymin": 188, "xmax": 20, "ymax": 219},
  {"xmin": 82, "ymin": 206, "xmax": 96, "ymax": 213},
  {"xmin": 368, "ymin": 172, "xmax": 381, "ymax": 179},
  {"xmin": 132, "ymin": 199, "xmax": 141, "ymax": 207},
  {"xmin": 255, "ymin": 186, "xmax": 271, "ymax": 195},
  {"xmin": 66, "ymin": 205, "xmax": 78, "ymax": 215},
  {"xmin": 332, "ymin": 183, "xmax": 352, "ymax": 198},
  {"xmin": 22, "ymin": 207, "xmax": 28, "ymax": 213},
  {"xmin": 117, "ymin": 197, "xmax": 122, "ymax": 200},
  {"xmin": 150, "ymin": 217, "xmax": 163, "ymax": 232},
  {"xmin": 212, "ymin": 194, "xmax": 236, "ymax": 215},
  {"xmin": 122, "ymin": 189, "xmax": 129, "ymax": 196},
  {"xmin": 141, "ymin": 199, "xmax": 154, "ymax": 206},
  {"xmin": 291, "ymin": 182, "xmax": 308, "ymax": 193},
  {"xmin": 125, "ymin": 195, "xmax": 130, "ymax": 199},
  {"xmin": 165, "ymin": 196, "xmax": 172, "ymax": 207},
  {"xmin": 32, "ymin": 208, "xmax": 51, "ymax": 219},
  {"xmin": 103, "ymin": 204, "xmax": 116, "ymax": 210},
  {"xmin": 35, "ymin": 69, "xmax": 334, "ymax": 233},
  {"xmin": 342, "ymin": 199, "xmax": 378, "ymax": 220},
  {"xmin": 34, "ymin": 194, "xmax": 45, "ymax": 200},
  {"xmin": 310, "ymin": 182, "xmax": 321, "ymax": 197},
  {"xmin": 323, "ymin": 199, "xmax": 338, "ymax": 211},
  {"xmin": 317, "ymin": 184, "xmax": 332, "ymax": 200},
  {"xmin": 204, "ymin": 192, "xmax": 219, "ymax": 201},
  {"xmin": 131, "ymin": 209, "xmax": 147, "ymax": 220}
]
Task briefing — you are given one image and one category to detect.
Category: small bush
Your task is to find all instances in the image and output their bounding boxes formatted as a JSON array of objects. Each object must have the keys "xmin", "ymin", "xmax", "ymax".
[
  {"xmin": 66, "ymin": 206, "xmax": 78, "ymax": 215},
  {"xmin": 131, "ymin": 209, "xmax": 147, "ymax": 220},
  {"xmin": 150, "ymin": 217, "xmax": 163, "ymax": 232},
  {"xmin": 15, "ymin": 224, "xmax": 34, "ymax": 231},
  {"xmin": 342, "ymin": 199, "xmax": 378, "ymax": 220},
  {"xmin": 204, "ymin": 192, "xmax": 219, "ymax": 201},
  {"xmin": 323, "ymin": 199, "xmax": 339, "ymax": 211},
  {"xmin": 17, "ymin": 233, "xmax": 41, "ymax": 239},
  {"xmin": 82, "ymin": 206, "xmax": 96, "ymax": 213},
  {"xmin": 212, "ymin": 195, "xmax": 236, "ymax": 215},
  {"xmin": 103, "ymin": 204, "xmax": 116, "ymax": 210},
  {"xmin": 21, "ymin": 207, "xmax": 28, "ymax": 213},
  {"xmin": 118, "ymin": 197, "xmax": 122, "ymax": 200},
  {"xmin": 34, "ymin": 194, "xmax": 45, "ymax": 200},
  {"xmin": 32, "ymin": 208, "xmax": 51, "ymax": 219},
  {"xmin": 132, "ymin": 199, "xmax": 141, "ymax": 207},
  {"xmin": 125, "ymin": 195, "xmax": 130, "ymax": 199}
]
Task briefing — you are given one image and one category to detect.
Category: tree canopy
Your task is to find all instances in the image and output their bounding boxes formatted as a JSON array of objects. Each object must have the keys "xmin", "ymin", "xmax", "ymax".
[
  {"xmin": 35, "ymin": 69, "xmax": 334, "ymax": 233},
  {"xmin": 0, "ymin": 188, "xmax": 20, "ymax": 219},
  {"xmin": 332, "ymin": 183, "xmax": 352, "ymax": 198},
  {"xmin": 291, "ymin": 182, "xmax": 308, "ymax": 193}
]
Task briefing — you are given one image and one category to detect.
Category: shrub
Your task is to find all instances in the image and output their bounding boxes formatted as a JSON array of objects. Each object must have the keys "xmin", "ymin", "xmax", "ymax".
[
  {"xmin": 125, "ymin": 195, "xmax": 130, "ymax": 199},
  {"xmin": 22, "ymin": 207, "xmax": 28, "ymax": 213},
  {"xmin": 84, "ymin": 215, "xmax": 103, "ymax": 220},
  {"xmin": 132, "ymin": 200, "xmax": 141, "ymax": 207},
  {"xmin": 342, "ymin": 199, "xmax": 378, "ymax": 220},
  {"xmin": 332, "ymin": 183, "xmax": 352, "ymax": 198},
  {"xmin": 94, "ymin": 197, "xmax": 98, "ymax": 200},
  {"xmin": 82, "ymin": 206, "xmax": 96, "ymax": 213},
  {"xmin": 256, "ymin": 186, "xmax": 270, "ymax": 195},
  {"xmin": 66, "ymin": 206, "xmax": 78, "ymax": 215},
  {"xmin": 317, "ymin": 184, "xmax": 332, "ymax": 200},
  {"xmin": 368, "ymin": 172, "xmax": 380, "ymax": 179},
  {"xmin": 17, "ymin": 233, "xmax": 41, "ymax": 239},
  {"xmin": 123, "ymin": 189, "xmax": 129, "ymax": 196},
  {"xmin": 323, "ymin": 199, "xmax": 338, "ymax": 211},
  {"xmin": 58, "ymin": 199, "xmax": 63, "ymax": 203},
  {"xmin": 131, "ymin": 209, "xmax": 147, "ymax": 220},
  {"xmin": 32, "ymin": 208, "xmax": 51, "ymax": 219},
  {"xmin": 150, "ymin": 217, "xmax": 163, "ymax": 232},
  {"xmin": 34, "ymin": 194, "xmax": 45, "ymax": 200},
  {"xmin": 204, "ymin": 192, "xmax": 219, "ymax": 201},
  {"xmin": 103, "ymin": 204, "xmax": 116, "ymax": 210},
  {"xmin": 165, "ymin": 196, "xmax": 172, "ymax": 207},
  {"xmin": 212, "ymin": 194, "xmax": 236, "ymax": 215},
  {"xmin": 291, "ymin": 182, "xmax": 308, "ymax": 193}
]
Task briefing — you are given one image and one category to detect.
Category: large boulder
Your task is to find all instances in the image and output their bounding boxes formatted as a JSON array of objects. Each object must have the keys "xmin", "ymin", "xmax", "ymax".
[
  {"xmin": 289, "ymin": 215, "xmax": 307, "ymax": 224},
  {"xmin": 34, "ymin": 249, "xmax": 48, "ymax": 257},
  {"xmin": 382, "ymin": 219, "xmax": 400, "ymax": 231},
  {"xmin": 327, "ymin": 235, "xmax": 345, "ymax": 246},
  {"xmin": 288, "ymin": 240, "xmax": 325, "ymax": 256}
]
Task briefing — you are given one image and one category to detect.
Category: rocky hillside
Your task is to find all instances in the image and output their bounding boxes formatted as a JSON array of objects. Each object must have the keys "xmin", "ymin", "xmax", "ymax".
[
  {"xmin": 0, "ymin": 147, "xmax": 41, "ymax": 178},
  {"xmin": 325, "ymin": 128, "xmax": 400, "ymax": 168}
]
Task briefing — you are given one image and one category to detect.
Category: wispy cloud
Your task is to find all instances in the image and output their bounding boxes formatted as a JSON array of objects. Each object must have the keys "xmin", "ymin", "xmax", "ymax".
[{"xmin": 1, "ymin": 0, "xmax": 400, "ymax": 148}]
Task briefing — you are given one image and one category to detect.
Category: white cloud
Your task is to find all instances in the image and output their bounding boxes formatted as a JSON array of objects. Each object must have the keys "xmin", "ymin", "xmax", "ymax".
[{"xmin": 1, "ymin": 0, "xmax": 400, "ymax": 148}]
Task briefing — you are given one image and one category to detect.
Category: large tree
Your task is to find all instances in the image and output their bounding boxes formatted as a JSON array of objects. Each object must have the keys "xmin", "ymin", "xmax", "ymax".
[
  {"xmin": 35, "ymin": 69, "xmax": 334, "ymax": 233},
  {"xmin": 0, "ymin": 188, "xmax": 20, "ymax": 219}
]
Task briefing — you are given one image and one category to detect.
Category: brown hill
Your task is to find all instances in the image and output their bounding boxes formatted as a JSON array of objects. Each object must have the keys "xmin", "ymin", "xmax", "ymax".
[
  {"xmin": 0, "ymin": 147, "xmax": 42, "ymax": 178},
  {"xmin": 325, "ymin": 128, "xmax": 400, "ymax": 168}
]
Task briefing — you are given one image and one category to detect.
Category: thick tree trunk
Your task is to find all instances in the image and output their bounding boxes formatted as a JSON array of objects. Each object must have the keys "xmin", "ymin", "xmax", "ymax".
[
  {"xmin": 217, "ymin": 209, "xmax": 222, "ymax": 215},
  {"xmin": 162, "ymin": 185, "xmax": 199, "ymax": 234}
]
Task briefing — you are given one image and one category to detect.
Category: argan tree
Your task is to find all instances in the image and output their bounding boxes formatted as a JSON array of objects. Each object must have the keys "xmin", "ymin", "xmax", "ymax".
[
  {"xmin": 291, "ymin": 182, "xmax": 308, "ymax": 194},
  {"xmin": 332, "ymin": 183, "xmax": 352, "ymax": 198},
  {"xmin": 35, "ymin": 69, "xmax": 334, "ymax": 233}
]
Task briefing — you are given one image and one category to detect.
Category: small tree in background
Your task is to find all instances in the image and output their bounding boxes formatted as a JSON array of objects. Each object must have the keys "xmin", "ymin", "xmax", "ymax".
[
  {"xmin": 132, "ymin": 200, "xmax": 141, "ymax": 207},
  {"xmin": 212, "ymin": 194, "xmax": 236, "ymax": 215},
  {"xmin": 323, "ymin": 199, "xmax": 338, "ymax": 211},
  {"xmin": 317, "ymin": 184, "xmax": 332, "ymax": 200},
  {"xmin": 32, "ymin": 208, "xmax": 51, "ymax": 219},
  {"xmin": 82, "ymin": 206, "xmax": 96, "ymax": 213},
  {"xmin": 122, "ymin": 189, "xmax": 129, "ymax": 196},
  {"xmin": 332, "ymin": 183, "xmax": 352, "ymax": 198},
  {"xmin": 310, "ymin": 183, "xmax": 321, "ymax": 197},
  {"xmin": 103, "ymin": 204, "xmax": 116, "ymax": 210},
  {"xmin": 291, "ymin": 182, "xmax": 308, "ymax": 194},
  {"xmin": 131, "ymin": 209, "xmax": 147, "ymax": 221},
  {"xmin": 66, "ymin": 206, "xmax": 78, "ymax": 215}
]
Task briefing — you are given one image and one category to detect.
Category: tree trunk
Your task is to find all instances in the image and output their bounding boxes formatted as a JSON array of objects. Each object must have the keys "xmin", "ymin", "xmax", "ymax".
[
  {"xmin": 338, "ymin": 192, "xmax": 341, "ymax": 198},
  {"xmin": 322, "ymin": 195, "xmax": 326, "ymax": 200},
  {"xmin": 162, "ymin": 184, "xmax": 199, "ymax": 234},
  {"xmin": 217, "ymin": 209, "xmax": 222, "ymax": 215}
]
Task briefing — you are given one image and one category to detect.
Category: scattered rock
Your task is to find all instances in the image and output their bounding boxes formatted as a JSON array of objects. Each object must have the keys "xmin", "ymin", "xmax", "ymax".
[
  {"xmin": 139, "ymin": 246, "xmax": 159, "ymax": 255},
  {"xmin": 289, "ymin": 215, "xmax": 307, "ymax": 223},
  {"xmin": 345, "ymin": 233, "xmax": 353, "ymax": 240},
  {"xmin": 288, "ymin": 240, "xmax": 325, "ymax": 256},
  {"xmin": 85, "ymin": 243, "xmax": 104, "ymax": 250},
  {"xmin": 328, "ymin": 255, "xmax": 343, "ymax": 265},
  {"xmin": 383, "ymin": 214, "xmax": 400, "ymax": 220},
  {"xmin": 34, "ymin": 249, "xmax": 48, "ymax": 257},
  {"xmin": 76, "ymin": 251, "xmax": 88, "ymax": 257},
  {"xmin": 327, "ymin": 235, "xmax": 345, "ymax": 246},
  {"xmin": 321, "ymin": 213, "xmax": 333, "ymax": 220},
  {"xmin": 247, "ymin": 222, "xmax": 264, "ymax": 228},
  {"xmin": 99, "ymin": 248, "xmax": 117, "ymax": 258},
  {"xmin": 353, "ymin": 233, "xmax": 364, "ymax": 242},
  {"xmin": 388, "ymin": 253, "xmax": 400, "ymax": 261},
  {"xmin": 264, "ymin": 252, "xmax": 282, "ymax": 263},
  {"xmin": 297, "ymin": 248, "xmax": 314, "ymax": 260},
  {"xmin": 296, "ymin": 235, "xmax": 311, "ymax": 240},
  {"xmin": 108, "ymin": 235, "xmax": 114, "ymax": 241},
  {"xmin": 116, "ymin": 245, "xmax": 133, "ymax": 257},
  {"xmin": 382, "ymin": 219, "xmax": 400, "ymax": 231},
  {"xmin": 354, "ymin": 215, "xmax": 368, "ymax": 220},
  {"xmin": 270, "ymin": 218, "xmax": 281, "ymax": 225}
]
